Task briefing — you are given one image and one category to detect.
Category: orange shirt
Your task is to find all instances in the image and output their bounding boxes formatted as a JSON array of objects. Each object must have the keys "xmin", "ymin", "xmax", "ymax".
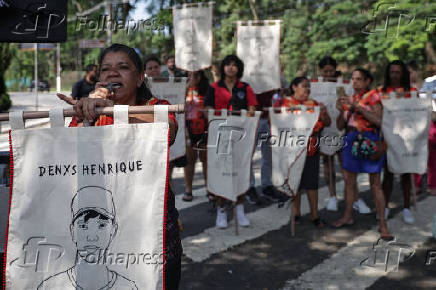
[
  {"xmin": 273, "ymin": 96, "xmax": 325, "ymax": 155},
  {"xmin": 344, "ymin": 89, "xmax": 381, "ymax": 132},
  {"xmin": 185, "ymin": 86, "xmax": 206, "ymax": 134}
]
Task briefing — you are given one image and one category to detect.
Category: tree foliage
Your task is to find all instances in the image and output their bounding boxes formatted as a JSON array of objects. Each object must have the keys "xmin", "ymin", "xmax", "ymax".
[{"xmin": 4, "ymin": 0, "xmax": 436, "ymax": 93}]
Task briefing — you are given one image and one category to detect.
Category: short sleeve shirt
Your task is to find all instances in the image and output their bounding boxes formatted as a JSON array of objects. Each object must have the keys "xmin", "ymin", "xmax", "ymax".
[
  {"xmin": 72, "ymin": 78, "xmax": 95, "ymax": 100},
  {"xmin": 204, "ymin": 80, "xmax": 258, "ymax": 111}
]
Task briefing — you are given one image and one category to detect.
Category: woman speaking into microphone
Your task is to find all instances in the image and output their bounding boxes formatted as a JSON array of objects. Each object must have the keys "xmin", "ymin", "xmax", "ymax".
[{"xmin": 57, "ymin": 43, "xmax": 182, "ymax": 290}]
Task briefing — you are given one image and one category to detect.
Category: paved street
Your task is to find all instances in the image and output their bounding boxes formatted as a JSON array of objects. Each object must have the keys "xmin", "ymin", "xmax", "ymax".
[
  {"xmin": 172, "ymin": 155, "xmax": 436, "ymax": 290},
  {"xmin": 1, "ymin": 92, "xmax": 436, "ymax": 289}
]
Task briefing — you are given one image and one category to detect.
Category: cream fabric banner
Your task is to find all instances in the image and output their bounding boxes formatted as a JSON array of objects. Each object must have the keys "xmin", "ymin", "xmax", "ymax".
[
  {"xmin": 5, "ymin": 109, "xmax": 169, "ymax": 290},
  {"xmin": 310, "ymin": 80, "xmax": 352, "ymax": 155},
  {"xmin": 237, "ymin": 21, "xmax": 281, "ymax": 94},
  {"xmin": 207, "ymin": 110, "xmax": 260, "ymax": 202},
  {"xmin": 148, "ymin": 77, "xmax": 186, "ymax": 161},
  {"xmin": 382, "ymin": 97, "xmax": 432, "ymax": 174},
  {"xmin": 173, "ymin": 3, "xmax": 213, "ymax": 71},
  {"xmin": 270, "ymin": 106, "xmax": 320, "ymax": 196}
]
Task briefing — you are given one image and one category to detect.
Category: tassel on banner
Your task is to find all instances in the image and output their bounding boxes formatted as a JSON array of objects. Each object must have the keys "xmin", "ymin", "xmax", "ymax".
[
  {"xmin": 264, "ymin": 105, "xmax": 320, "ymax": 114},
  {"xmin": 314, "ymin": 76, "xmax": 346, "ymax": 83},
  {"xmin": 235, "ymin": 19, "xmax": 282, "ymax": 26},
  {"xmin": 382, "ymin": 91, "xmax": 424, "ymax": 99},
  {"xmin": 172, "ymin": 1, "xmax": 215, "ymax": 10},
  {"xmin": 146, "ymin": 77, "xmax": 187, "ymax": 84},
  {"xmin": 201, "ymin": 109, "xmax": 261, "ymax": 117}
]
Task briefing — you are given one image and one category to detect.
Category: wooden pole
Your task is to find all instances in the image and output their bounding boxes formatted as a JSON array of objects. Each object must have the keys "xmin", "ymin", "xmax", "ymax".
[
  {"xmin": 0, "ymin": 104, "xmax": 185, "ymax": 122},
  {"xmin": 328, "ymin": 155, "xmax": 334, "ymax": 198},
  {"xmin": 410, "ymin": 173, "xmax": 418, "ymax": 211},
  {"xmin": 290, "ymin": 200, "xmax": 295, "ymax": 237},
  {"xmin": 234, "ymin": 203, "xmax": 239, "ymax": 236}
]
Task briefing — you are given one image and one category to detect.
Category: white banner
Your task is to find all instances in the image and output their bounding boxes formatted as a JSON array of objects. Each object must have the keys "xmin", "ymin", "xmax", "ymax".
[
  {"xmin": 148, "ymin": 77, "xmax": 187, "ymax": 161},
  {"xmin": 173, "ymin": 3, "xmax": 213, "ymax": 71},
  {"xmin": 237, "ymin": 21, "xmax": 281, "ymax": 94},
  {"xmin": 5, "ymin": 109, "xmax": 169, "ymax": 290},
  {"xmin": 382, "ymin": 97, "xmax": 432, "ymax": 174},
  {"xmin": 207, "ymin": 110, "xmax": 260, "ymax": 201},
  {"xmin": 270, "ymin": 106, "xmax": 320, "ymax": 196},
  {"xmin": 310, "ymin": 80, "xmax": 353, "ymax": 155}
]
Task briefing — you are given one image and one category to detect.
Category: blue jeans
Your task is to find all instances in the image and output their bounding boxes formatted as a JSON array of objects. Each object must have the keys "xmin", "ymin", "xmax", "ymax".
[{"xmin": 250, "ymin": 118, "xmax": 272, "ymax": 188}]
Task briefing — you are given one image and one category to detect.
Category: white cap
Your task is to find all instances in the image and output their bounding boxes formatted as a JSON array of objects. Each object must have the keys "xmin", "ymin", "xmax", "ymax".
[{"xmin": 71, "ymin": 186, "xmax": 116, "ymax": 221}]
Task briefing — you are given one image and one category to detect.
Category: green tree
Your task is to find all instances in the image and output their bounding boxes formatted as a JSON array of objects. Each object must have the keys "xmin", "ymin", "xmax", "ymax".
[{"xmin": 0, "ymin": 43, "xmax": 14, "ymax": 111}]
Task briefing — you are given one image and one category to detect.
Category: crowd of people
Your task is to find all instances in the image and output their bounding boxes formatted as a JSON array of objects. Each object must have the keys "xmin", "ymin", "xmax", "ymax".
[{"xmin": 65, "ymin": 44, "xmax": 436, "ymax": 290}]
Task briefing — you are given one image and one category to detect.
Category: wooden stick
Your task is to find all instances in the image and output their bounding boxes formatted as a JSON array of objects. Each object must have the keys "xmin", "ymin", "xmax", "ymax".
[
  {"xmin": 171, "ymin": 2, "xmax": 215, "ymax": 9},
  {"xmin": 328, "ymin": 155, "xmax": 335, "ymax": 197},
  {"xmin": 0, "ymin": 104, "xmax": 185, "ymax": 121},
  {"xmin": 262, "ymin": 106, "xmax": 315, "ymax": 112},
  {"xmin": 146, "ymin": 77, "xmax": 187, "ymax": 83},
  {"xmin": 410, "ymin": 173, "xmax": 418, "ymax": 211},
  {"xmin": 290, "ymin": 200, "xmax": 295, "ymax": 237},
  {"xmin": 234, "ymin": 203, "xmax": 239, "ymax": 236}
]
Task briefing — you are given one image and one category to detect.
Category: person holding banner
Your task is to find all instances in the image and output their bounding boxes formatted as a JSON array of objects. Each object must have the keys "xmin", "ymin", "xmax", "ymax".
[
  {"xmin": 205, "ymin": 54, "xmax": 258, "ymax": 228},
  {"xmin": 332, "ymin": 68, "xmax": 393, "ymax": 240},
  {"xmin": 183, "ymin": 70, "xmax": 210, "ymax": 202},
  {"xmin": 380, "ymin": 60, "xmax": 418, "ymax": 224},
  {"xmin": 274, "ymin": 76, "xmax": 331, "ymax": 228},
  {"xmin": 161, "ymin": 55, "xmax": 187, "ymax": 77},
  {"xmin": 318, "ymin": 56, "xmax": 341, "ymax": 212},
  {"xmin": 59, "ymin": 44, "xmax": 182, "ymax": 290},
  {"xmin": 144, "ymin": 55, "xmax": 162, "ymax": 78}
]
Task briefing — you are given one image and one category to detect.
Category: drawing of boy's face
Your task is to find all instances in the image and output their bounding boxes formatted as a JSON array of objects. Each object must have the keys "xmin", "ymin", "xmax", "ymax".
[
  {"xmin": 69, "ymin": 186, "xmax": 118, "ymax": 262},
  {"xmin": 71, "ymin": 210, "xmax": 117, "ymax": 259}
]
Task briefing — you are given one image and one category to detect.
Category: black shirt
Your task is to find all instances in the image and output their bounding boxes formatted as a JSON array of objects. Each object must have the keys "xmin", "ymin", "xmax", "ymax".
[{"xmin": 72, "ymin": 77, "xmax": 95, "ymax": 100}]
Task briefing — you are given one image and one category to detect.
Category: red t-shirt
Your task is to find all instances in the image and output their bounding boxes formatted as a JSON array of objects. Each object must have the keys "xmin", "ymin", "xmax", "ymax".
[
  {"xmin": 185, "ymin": 86, "xmax": 206, "ymax": 134},
  {"xmin": 205, "ymin": 80, "xmax": 258, "ymax": 111}
]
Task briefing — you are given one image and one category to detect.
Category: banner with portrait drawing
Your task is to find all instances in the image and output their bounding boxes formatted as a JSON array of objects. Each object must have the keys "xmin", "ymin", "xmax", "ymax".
[
  {"xmin": 173, "ymin": 2, "xmax": 213, "ymax": 71},
  {"xmin": 381, "ymin": 97, "xmax": 432, "ymax": 174},
  {"xmin": 236, "ymin": 20, "xmax": 281, "ymax": 94},
  {"xmin": 310, "ymin": 79, "xmax": 353, "ymax": 155},
  {"xmin": 5, "ymin": 106, "xmax": 170, "ymax": 290},
  {"xmin": 148, "ymin": 77, "xmax": 187, "ymax": 161},
  {"xmin": 207, "ymin": 110, "xmax": 260, "ymax": 202},
  {"xmin": 270, "ymin": 106, "xmax": 320, "ymax": 196}
]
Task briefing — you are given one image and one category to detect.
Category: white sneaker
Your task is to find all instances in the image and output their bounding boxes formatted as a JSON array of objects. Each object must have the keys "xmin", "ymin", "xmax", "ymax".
[
  {"xmin": 376, "ymin": 208, "xmax": 390, "ymax": 220},
  {"xmin": 403, "ymin": 208, "xmax": 415, "ymax": 224},
  {"xmin": 216, "ymin": 207, "xmax": 228, "ymax": 229},
  {"xmin": 353, "ymin": 199, "xmax": 371, "ymax": 214},
  {"xmin": 326, "ymin": 196, "xmax": 338, "ymax": 211},
  {"xmin": 385, "ymin": 208, "xmax": 390, "ymax": 220},
  {"xmin": 236, "ymin": 204, "xmax": 250, "ymax": 227}
]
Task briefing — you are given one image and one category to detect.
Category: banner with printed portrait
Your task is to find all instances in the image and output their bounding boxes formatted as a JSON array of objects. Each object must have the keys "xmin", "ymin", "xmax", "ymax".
[
  {"xmin": 173, "ymin": 2, "xmax": 213, "ymax": 72},
  {"xmin": 207, "ymin": 110, "xmax": 260, "ymax": 202},
  {"xmin": 269, "ymin": 106, "xmax": 320, "ymax": 196},
  {"xmin": 147, "ymin": 77, "xmax": 187, "ymax": 161},
  {"xmin": 5, "ymin": 107, "xmax": 169, "ymax": 290},
  {"xmin": 310, "ymin": 79, "xmax": 353, "ymax": 155},
  {"xmin": 237, "ymin": 20, "xmax": 281, "ymax": 94},
  {"xmin": 381, "ymin": 97, "xmax": 432, "ymax": 174}
]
